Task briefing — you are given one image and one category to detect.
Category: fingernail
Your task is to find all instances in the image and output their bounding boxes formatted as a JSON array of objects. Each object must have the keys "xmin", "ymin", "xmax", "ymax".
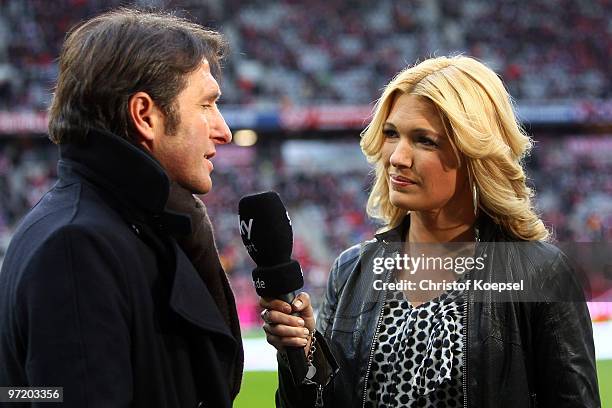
[
  {"xmin": 293, "ymin": 300, "xmax": 303, "ymax": 308},
  {"xmin": 301, "ymin": 338, "xmax": 308, "ymax": 346},
  {"xmin": 303, "ymin": 328, "xmax": 310, "ymax": 336},
  {"xmin": 298, "ymin": 319, "xmax": 305, "ymax": 326}
]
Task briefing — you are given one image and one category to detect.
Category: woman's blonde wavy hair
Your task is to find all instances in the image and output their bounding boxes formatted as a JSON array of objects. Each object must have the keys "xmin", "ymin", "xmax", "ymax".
[{"xmin": 361, "ymin": 56, "xmax": 549, "ymax": 241}]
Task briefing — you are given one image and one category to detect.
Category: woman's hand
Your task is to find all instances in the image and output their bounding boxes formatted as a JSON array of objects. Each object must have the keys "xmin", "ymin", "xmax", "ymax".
[{"xmin": 259, "ymin": 292, "xmax": 316, "ymax": 356}]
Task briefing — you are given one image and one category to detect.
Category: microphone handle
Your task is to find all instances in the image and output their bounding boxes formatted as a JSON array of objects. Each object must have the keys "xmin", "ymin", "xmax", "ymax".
[{"xmin": 278, "ymin": 292, "xmax": 309, "ymax": 384}]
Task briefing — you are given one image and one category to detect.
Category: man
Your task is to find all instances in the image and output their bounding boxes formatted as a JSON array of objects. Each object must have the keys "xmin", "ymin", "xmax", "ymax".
[{"xmin": 0, "ymin": 8, "xmax": 242, "ymax": 407}]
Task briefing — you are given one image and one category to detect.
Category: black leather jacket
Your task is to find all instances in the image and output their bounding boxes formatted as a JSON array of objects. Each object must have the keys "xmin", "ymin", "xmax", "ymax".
[{"xmin": 276, "ymin": 214, "xmax": 600, "ymax": 407}]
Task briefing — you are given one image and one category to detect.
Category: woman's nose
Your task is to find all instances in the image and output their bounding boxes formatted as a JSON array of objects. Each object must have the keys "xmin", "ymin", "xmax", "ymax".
[{"xmin": 389, "ymin": 139, "xmax": 413, "ymax": 169}]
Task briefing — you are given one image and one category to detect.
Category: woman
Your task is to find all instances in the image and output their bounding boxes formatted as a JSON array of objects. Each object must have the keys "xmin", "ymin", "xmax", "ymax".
[{"xmin": 260, "ymin": 56, "xmax": 599, "ymax": 407}]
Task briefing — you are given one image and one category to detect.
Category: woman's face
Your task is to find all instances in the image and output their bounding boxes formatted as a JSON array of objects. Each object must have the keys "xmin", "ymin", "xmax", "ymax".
[{"xmin": 381, "ymin": 93, "xmax": 470, "ymax": 213}]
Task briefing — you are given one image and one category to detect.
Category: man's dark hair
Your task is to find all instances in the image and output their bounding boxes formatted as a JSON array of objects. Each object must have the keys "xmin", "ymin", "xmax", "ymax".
[{"xmin": 48, "ymin": 8, "xmax": 227, "ymax": 144}]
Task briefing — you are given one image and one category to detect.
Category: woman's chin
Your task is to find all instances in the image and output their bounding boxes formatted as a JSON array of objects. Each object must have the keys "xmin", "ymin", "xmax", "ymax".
[{"xmin": 389, "ymin": 195, "xmax": 419, "ymax": 212}]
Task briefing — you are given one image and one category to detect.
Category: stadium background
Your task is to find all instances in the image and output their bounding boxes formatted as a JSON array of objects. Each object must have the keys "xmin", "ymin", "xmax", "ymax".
[{"xmin": 0, "ymin": 0, "xmax": 610, "ymax": 406}]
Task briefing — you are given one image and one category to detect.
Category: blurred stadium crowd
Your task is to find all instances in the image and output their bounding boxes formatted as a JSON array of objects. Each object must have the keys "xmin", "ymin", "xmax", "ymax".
[
  {"xmin": 0, "ymin": 0, "xmax": 611, "ymax": 329},
  {"xmin": 0, "ymin": 0, "xmax": 610, "ymax": 110},
  {"xmin": 1, "ymin": 135, "xmax": 611, "ymax": 327}
]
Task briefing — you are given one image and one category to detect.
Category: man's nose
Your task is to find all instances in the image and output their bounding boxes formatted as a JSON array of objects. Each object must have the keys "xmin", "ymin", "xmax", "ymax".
[{"xmin": 210, "ymin": 109, "xmax": 232, "ymax": 144}]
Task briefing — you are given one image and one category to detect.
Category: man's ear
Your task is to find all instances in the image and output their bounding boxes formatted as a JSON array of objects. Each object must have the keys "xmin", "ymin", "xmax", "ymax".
[{"xmin": 128, "ymin": 92, "xmax": 164, "ymax": 151}]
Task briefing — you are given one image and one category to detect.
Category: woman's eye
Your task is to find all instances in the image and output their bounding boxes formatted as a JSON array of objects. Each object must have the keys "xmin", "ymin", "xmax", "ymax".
[
  {"xmin": 383, "ymin": 129, "xmax": 398, "ymax": 139},
  {"xmin": 417, "ymin": 135, "xmax": 438, "ymax": 147}
]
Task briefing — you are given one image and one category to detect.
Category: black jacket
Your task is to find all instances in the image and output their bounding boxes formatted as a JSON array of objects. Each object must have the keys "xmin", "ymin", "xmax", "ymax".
[
  {"xmin": 276, "ymin": 214, "xmax": 600, "ymax": 407},
  {"xmin": 0, "ymin": 129, "xmax": 240, "ymax": 407}
]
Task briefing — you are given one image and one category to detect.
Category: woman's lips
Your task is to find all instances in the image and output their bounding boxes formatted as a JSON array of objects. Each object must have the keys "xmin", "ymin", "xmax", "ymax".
[{"xmin": 390, "ymin": 174, "xmax": 417, "ymax": 187}]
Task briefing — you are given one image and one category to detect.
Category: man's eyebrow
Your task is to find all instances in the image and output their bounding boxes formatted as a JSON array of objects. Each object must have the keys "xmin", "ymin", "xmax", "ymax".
[{"xmin": 201, "ymin": 90, "xmax": 221, "ymax": 102}]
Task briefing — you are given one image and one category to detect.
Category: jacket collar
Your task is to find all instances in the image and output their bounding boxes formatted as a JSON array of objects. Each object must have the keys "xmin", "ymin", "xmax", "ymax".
[
  {"xmin": 375, "ymin": 211, "xmax": 503, "ymax": 243},
  {"xmin": 57, "ymin": 127, "xmax": 190, "ymax": 235},
  {"xmin": 374, "ymin": 215, "xmax": 411, "ymax": 243}
]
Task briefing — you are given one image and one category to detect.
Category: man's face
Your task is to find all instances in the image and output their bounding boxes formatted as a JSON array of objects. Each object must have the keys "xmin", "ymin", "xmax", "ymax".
[{"xmin": 154, "ymin": 60, "xmax": 232, "ymax": 194}]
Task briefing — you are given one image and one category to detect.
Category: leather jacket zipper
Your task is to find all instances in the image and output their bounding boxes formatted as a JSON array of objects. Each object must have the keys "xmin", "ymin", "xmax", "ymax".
[
  {"xmin": 463, "ymin": 227, "xmax": 479, "ymax": 408},
  {"xmin": 315, "ymin": 384, "xmax": 324, "ymax": 407},
  {"xmin": 462, "ymin": 283, "xmax": 470, "ymax": 408},
  {"xmin": 361, "ymin": 242, "xmax": 393, "ymax": 408}
]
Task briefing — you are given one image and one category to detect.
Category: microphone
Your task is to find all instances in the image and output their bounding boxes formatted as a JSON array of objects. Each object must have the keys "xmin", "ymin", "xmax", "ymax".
[{"xmin": 238, "ymin": 191, "xmax": 308, "ymax": 384}]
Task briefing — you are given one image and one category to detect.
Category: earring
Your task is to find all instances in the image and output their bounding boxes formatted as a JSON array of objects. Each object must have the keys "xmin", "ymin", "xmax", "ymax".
[{"xmin": 472, "ymin": 183, "xmax": 479, "ymax": 216}]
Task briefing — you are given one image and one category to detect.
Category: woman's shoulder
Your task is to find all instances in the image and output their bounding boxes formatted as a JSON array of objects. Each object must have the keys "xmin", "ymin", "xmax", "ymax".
[
  {"xmin": 331, "ymin": 242, "xmax": 366, "ymax": 277},
  {"xmin": 505, "ymin": 239, "xmax": 566, "ymax": 266},
  {"xmin": 335, "ymin": 243, "xmax": 362, "ymax": 266},
  {"xmin": 497, "ymin": 239, "xmax": 580, "ymax": 290},
  {"xmin": 329, "ymin": 238, "xmax": 381, "ymax": 282},
  {"xmin": 334, "ymin": 235, "xmax": 385, "ymax": 265}
]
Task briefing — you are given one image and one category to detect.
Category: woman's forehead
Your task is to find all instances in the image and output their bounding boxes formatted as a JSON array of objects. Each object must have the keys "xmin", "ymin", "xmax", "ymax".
[{"xmin": 386, "ymin": 94, "xmax": 444, "ymax": 131}]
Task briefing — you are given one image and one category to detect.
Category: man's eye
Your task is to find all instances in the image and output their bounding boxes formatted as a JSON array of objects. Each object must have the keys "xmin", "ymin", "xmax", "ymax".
[
  {"xmin": 202, "ymin": 101, "xmax": 218, "ymax": 109},
  {"xmin": 383, "ymin": 129, "xmax": 398, "ymax": 139}
]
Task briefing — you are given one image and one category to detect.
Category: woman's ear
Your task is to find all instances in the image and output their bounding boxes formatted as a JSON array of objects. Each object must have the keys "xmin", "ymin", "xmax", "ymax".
[{"xmin": 128, "ymin": 91, "xmax": 165, "ymax": 151}]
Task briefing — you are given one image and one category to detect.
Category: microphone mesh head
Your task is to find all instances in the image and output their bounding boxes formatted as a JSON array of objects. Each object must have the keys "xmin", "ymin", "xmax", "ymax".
[{"xmin": 238, "ymin": 191, "xmax": 293, "ymax": 266}]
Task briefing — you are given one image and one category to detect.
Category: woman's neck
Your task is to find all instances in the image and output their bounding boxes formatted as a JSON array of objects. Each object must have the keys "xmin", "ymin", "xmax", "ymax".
[{"xmin": 407, "ymin": 210, "xmax": 477, "ymax": 243}]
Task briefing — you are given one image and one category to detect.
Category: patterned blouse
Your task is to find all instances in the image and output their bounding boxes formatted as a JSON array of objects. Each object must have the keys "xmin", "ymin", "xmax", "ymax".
[{"xmin": 364, "ymin": 289, "xmax": 465, "ymax": 407}]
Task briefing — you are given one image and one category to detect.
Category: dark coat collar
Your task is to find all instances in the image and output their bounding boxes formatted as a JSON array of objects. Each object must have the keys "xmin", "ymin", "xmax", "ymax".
[{"xmin": 57, "ymin": 128, "xmax": 190, "ymax": 235}]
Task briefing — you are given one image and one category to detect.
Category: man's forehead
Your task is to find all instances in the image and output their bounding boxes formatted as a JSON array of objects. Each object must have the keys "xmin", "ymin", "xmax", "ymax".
[
  {"xmin": 199, "ymin": 77, "xmax": 221, "ymax": 100},
  {"xmin": 200, "ymin": 58, "xmax": 212, "ymax": 72},
  {"xmin": 185, "ymin": 60, "xmax": 221, "ymax": 98}
]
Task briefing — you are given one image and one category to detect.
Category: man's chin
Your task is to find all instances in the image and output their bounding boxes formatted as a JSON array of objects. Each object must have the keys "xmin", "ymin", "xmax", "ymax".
[
  {"xmin": 193, "ymin": 184, "xmax": 212, "ymax": 195},
  {"xmin": 179, "ymin": 179, "xmax": 212, "ymax": 195}
]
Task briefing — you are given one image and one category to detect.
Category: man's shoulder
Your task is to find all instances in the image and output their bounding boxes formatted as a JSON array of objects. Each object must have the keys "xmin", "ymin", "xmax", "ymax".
[{"xmin": 4, "ymin": 182, "xmax": 134, "ymax": 272}]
